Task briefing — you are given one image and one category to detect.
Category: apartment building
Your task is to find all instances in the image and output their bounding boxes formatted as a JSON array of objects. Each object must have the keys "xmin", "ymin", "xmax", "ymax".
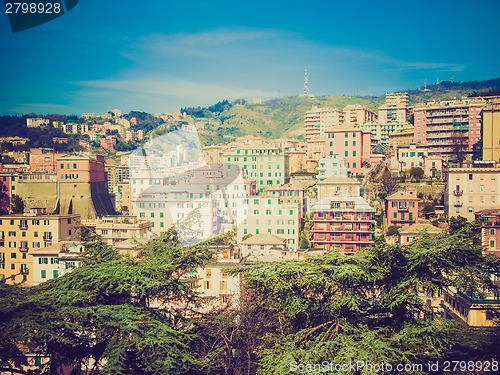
[
  {"xmin": 378, "ymin": 93, "xmax": 408, "ymax": 124},
  {"xmin": 32, "ymin": 241, "xmax": 85, "ymax": 285},
  {"xmin": 342, "ymin": 104, "xmax": 377, "ymax": 127},
  {"xmin": 132, "ymin": 185, "xmax": 218, "ymax": 244},
  {"xmin": 305, "ymin": 106, "xmax": 343, "ymax": 142},
  {"xmin": 305, "ymin": 106, "xmax": 344, "ymax": 162},
  {"xmin": 262, "ymin": 182, "xmax": 305, "ymax": 218},
  {"xmin": 389, "ymin": 143, "xmax": 442, "ymax": 178},
  {"xmin": 223, "ymin": 146, "xmax": 289, "ymax": 192},
  {"xmin": 482, "ymin": 102, "xmax": 500, "ymax": 162},
  {"xmin": 0, "ymin": 208, "xmax": 80, "ymax": 285},
  {"xmin": 355, "ymin": 121, "xmax": 412, "ymax": 145},
  {"xmin": 443, "ymin": 287, "xmax": 500, "ymax": 328},
  {"xmin": 317, "ymin": 176, "xmax": 361, "ymax": 200},
  {"xmin": 82, "ymin": 215, "xmax": 152, "ymax": 246},
  {"xmin": 324, "ymin": 126, "xmax": 372, "ymax": 176},
  {"xmin": 474, "ymin": 209, "xmax": 500, "ymax": 257},
  {"xmin": 310, "ymin": 195, "xmax": 375, "ymax": 253},
  {"xmin": 237, "ymin": 196, "xmax": 300, "ymax": 248},
  {"xmin": 443, "ymin": 161, "xmax": 500, "ymax": 220},
  {"xmin": 389, "ymin": 127, "xmax": 414, "ymax": 147},
  {"xmin": 316, "ymin": 155, "xmax": 348, "ymax": 181},
  {"xmin": 386, "ymin": 190, "xmax": 419, "ymax": 228},
  {"xmin": 413, "ymin": 98, "xmax": 484, "ymax": 157}
]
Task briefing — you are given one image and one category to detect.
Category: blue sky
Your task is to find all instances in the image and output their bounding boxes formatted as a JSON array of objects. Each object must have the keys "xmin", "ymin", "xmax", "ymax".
[{"xmin": 1, "ymin": 0, "xmax": 499, "ymax": 115}]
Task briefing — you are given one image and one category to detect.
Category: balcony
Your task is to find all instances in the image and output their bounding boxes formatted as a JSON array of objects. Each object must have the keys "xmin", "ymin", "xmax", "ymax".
[
  {"xmin": 453, "ymin": 203, "xmax": 463, "ymax": 207},
  {"xmin": 19, "ymin": 247, "xmax": 29, "ymax": 253},
  {"xmin": 453, "ymin": 190, "xmax": 463, "ymax": 197},
  {"xmin": 20, "ymin": 268, "xmax": 29, "ymax": 275},
  {"xmin": 43, "ymin": 235, "xmax": 53, "ymax": 241},
  {"xmin": 19, "ymin": 224, "xmax": 28, "ymax": 230}
]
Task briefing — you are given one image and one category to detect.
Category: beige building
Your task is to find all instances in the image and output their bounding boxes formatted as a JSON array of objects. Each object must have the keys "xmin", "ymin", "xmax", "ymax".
[
  {"xmin": 32, "ymin": 241, "xmax": 85, "ymax": 285},
  {"xmin": 443, "ymin": 287, "xmax": 500, "ymax": 328},
  {"xmin": 82, "ymin": 215, "xmax": 152, "ymax": 246},
  {"xmin": 317, "ymin": 176, "xmax": 361, "ymax": 200},
  {"xmin": 390, "ymin": 143, "xmax": 443, "ymax": 178},
  {"xmin": 0, "ymin": 208, "xmax": 80, "ymax": 285},
  {"xmin": 389, "ymin": 127, "xmax": 414, "ymax": 146},
  {"xmin": 237, "ymin": 196, "xmax": 300, "ymax": 248},
  {"xmin": 342, "ymin": 104, "xmax": 377, "ymax": 127},
  {"xmin": 444, "ymin": 161, "xmax": 500, "ymax": 220}
]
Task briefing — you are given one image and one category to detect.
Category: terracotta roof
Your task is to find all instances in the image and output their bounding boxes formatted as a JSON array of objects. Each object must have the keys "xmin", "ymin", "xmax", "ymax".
[
  {"xmin": 240, "ymin": 233, "xmax": 286, "ymax": 246},
  {"xmin": 399, "ymin": 223, "xmax": 443, "ymax": 234},
  {"xmin": 318, "ymin": 176, "xmax": 361, "ymax": 185}
]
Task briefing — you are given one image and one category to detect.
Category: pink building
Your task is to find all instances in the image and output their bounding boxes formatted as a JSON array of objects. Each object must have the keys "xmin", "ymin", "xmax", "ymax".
[
  {"xmin": 324, "ymin": 126, "xmax": 371, "ymax": 176},
  {"xmin": 386, "ymin": 190, "xmax": 420, "ymax": 228},
  {"xmin": 413, "ymin": 99, "xmax": 484, "ymax": 157},
  {"xmin": 57, "ymin": 154, "xmax": 107, "ymax": 183},
  {"xmin": 475, "ymin": 210, "xmax": 500, "ymax": 258},
  {"xmin": 29, "ymin": 148, "xmax": 62, "ymax": 172},
  {"xmin": 100, "ymin": 136, "xmax": 117, "ymax": 151},
  {"xmin": 310, "ymin": 196, "xmax": 376, "ymax": 254},
  {"xmin": 378, "ymin": 93, "xmax": 408, "ymax": 124}
]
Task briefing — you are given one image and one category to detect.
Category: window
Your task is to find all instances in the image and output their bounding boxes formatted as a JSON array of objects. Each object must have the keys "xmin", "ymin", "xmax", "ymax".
[
  {"xmin": 345, "ymin": 151, "xmax": 348, "ymax": 157},
  {"xmin": 490, "ymin": 229, "xmax": 495, "ymax": 235},
  {"xmin": 41, "ymin": 270, "xmax": 46, "ymax": 279},
  {"xmin": 345, "ymin": 141, "xmax": 348, "ymax": 146}
]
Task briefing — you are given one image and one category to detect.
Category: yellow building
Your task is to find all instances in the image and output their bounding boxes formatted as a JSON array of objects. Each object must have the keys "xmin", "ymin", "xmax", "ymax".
[
  {"xmin": 482, "ymin": 102, "xmax": 500, "ymax": 162},
  {"xmin": 0, "ymin": 208, "xmax": 80, "ymax": 285},
  {"xmin": 443, "ymin": 288, "xmax": 500, "ymax": 328}
]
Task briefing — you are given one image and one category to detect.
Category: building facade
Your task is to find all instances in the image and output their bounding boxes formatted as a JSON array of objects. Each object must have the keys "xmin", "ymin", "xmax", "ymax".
[
  {"xmin": 310, "ymin": 196, "xmax": 375, "ymax": 253},
  {"xmin": 0, "ymin": 208, "xmax": 80, "ymax": 285},
  {"xmin": 444, "ymin": 161, "xmax": 500, "ymax": 220}
]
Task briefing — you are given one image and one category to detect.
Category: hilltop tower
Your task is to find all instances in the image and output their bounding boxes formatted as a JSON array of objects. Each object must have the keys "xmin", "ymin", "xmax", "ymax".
[
  {"xmin": 301, "ymin": 69, "xmax": 314, "ymax": 97},
  {"xmin": 303, "ymin": 69, "xmax": 309, "ymax": 95}
]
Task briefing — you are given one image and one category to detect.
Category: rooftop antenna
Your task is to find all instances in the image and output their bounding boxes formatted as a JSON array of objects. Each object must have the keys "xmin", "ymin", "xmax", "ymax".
[
  {"xmin": 451, "ymin": 75, "xmax": 454, "ymax": 83},
  {"xmin": 303, "ymin": 69, "xmax": 309, "ymax": 96}
]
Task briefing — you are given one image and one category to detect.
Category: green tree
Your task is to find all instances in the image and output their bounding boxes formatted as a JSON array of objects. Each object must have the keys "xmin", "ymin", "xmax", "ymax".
[
  {"xmin": 10, "ymin": 195, "xmax": 24, "ymax": 214},
  {"xmin": 409, "ymin": 167, "xmax": 424, "ymax": 182},
  {"xmin": 234, "ymin": 222, "xmax": 500, "ymax": 374},
  {"xmin": 299, "ymin": 230, "xmax": 310, "ymax": 250},
  {"xmin": 0, "ymin": 228, "xmax": 224, "ymax": 375}
]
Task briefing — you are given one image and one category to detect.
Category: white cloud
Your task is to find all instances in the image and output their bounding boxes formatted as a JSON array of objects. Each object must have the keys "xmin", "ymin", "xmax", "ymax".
[{"xmin": 131, "ymin": 28, "xmax": 275, "ymax": 58}]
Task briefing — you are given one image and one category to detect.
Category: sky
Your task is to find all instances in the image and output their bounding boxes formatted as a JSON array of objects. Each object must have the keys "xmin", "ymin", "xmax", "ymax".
[{"xmin": 1, "ymin": 0, "xmax": 499, "ymax": 116}]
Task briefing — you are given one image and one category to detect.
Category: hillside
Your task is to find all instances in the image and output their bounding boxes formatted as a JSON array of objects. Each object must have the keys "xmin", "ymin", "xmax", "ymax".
[
  {"xmin": 196, "ymin": 77, "xmax": 500, "ymax": 143},
  {"xmin": 209, "ymin": 95, "xmax": 384, "ymax": 140},
  {"xmin": 405, "ymin": 77, "xmax": 500, "ymax": 105}
]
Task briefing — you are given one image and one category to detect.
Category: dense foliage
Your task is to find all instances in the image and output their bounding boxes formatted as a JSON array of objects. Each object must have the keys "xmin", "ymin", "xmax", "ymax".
[{"xmin": 0, "ymin": 222, "xmax": 499, "ymax": 375}]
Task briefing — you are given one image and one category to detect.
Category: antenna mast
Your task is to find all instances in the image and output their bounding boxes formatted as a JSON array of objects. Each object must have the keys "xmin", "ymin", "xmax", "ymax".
[{"xmin": 303, "ymin": 69, "xmax": 309, "ymax": 96}]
